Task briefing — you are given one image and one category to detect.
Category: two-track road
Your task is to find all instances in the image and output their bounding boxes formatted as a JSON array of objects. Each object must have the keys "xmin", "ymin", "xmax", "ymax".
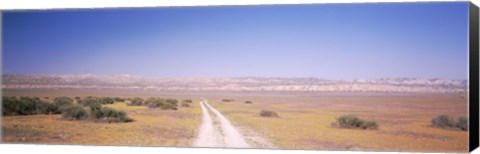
[{"xmin": 192, "ymin": 98, "xmax": 250, "ymax": 148}]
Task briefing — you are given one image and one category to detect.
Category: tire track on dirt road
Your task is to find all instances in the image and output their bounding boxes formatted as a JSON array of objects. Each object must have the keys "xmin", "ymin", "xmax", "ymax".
[{"xmin": 193, "ymin": 98, "xmax": 250, "ymax": 148}]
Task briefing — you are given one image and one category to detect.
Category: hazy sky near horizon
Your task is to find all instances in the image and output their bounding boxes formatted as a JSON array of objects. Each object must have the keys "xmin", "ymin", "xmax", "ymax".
[{"xmin": 3, "ymin": 2, "xmax": 469, "ymax": 80}]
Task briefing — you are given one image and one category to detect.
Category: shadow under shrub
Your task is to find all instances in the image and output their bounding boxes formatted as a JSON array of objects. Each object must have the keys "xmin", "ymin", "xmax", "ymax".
[
  {"xmin": 334, "ymin": 115, "xmax": 378, "ymax": 130},
  {"xmin": 259, "ymin": 110, "xmax": 279, "ymax": 118},
  {"xmin": 222, "ymin": 99, "xmax": 235, "ymax": 102},
  {"xmin": 431, "ymin": 115, "xmax": 468, "ymax": 131},
  {"xmin": 182, "ymin": 99, "xmax": 192, "ymax": 103},
  {"xmin": 62, "ymin": 105, "xmax": 88, "ymax": 120},
  {"xmin": 181, "ymin": 102, "xmax": 190, "ymax": 107}
]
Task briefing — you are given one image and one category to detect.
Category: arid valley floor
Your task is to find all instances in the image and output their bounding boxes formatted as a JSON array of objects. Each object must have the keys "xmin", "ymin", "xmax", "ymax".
[{"xmin": 1, "ymin": 89, "xmax": 468, "ymax": 152}]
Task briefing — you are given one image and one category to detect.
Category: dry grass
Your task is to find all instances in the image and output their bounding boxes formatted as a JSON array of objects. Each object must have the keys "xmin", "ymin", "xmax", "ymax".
[
  {"xmin": 2, "ymin": 89, "xmax": 469, "ymax": 152},
  {"xmin": 2, "ymin": 90, "xmax": 202, "ymax": 147},
  {"xmin": 207, "ymin": 94, "xmax": 468, "ymax": 152}
]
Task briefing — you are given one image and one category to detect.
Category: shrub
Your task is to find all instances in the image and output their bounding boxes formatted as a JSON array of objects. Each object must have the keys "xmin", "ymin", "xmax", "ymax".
[
  {"xmin": 431, "ymin": 115, "xmax": 468, "ymax": 131},
  {"xmin": 146, "ymin": 99, "xmax": 164, "ymax": 108},
  {"xmin": 89, "ymin": 107, "xmax": 133, "ymax": 123},
  {"xmin": 335, "ymin": 115, "xmax": 378, "ymax": 130},
  {"xmin": 2, "ymin": 96, "xmax": 57, "ymax": 116},
  {"xmin": 360, "ymin": 120, "xmax": 379, "ymax": 129},
  {"xmin": 222, "ymin": 99, "xmax": 235, "ymax": 102},
  {"xmin": 3, "ymin": 96, "xmax": 20, "ymax": 116},
  {"xmin": 144, "ymin": 98, "xmax": 178, "ymax": 110},
  {"xmin": 245, "ymin": 101, "xmax": 253, "ymax": 104},
  {"xmin": 181, "ymin": 102, "xmax": 190, "ymax": 107},
  {"xmin": 259, "ymin": 110, "xmax": 279, "ymax": 117},
  {"xmin": 78, "ymin": 96, "xmax": 101, "ymax": 109},
  {"xmin": 53, "ymin": 97, "xmax": 73, "ymax": 106},
  {"xmin": 456, "ymin": 117, "xmax": 468, "ymax": 131},
  {"xmin": 128, "ymin": 97, "xmax": 143, "ymax": 106},
  {"xmin": 62, "ymin": 105, "xmax": 88, "ymax": 120},
  {"xmin": 182, "ymin": 99, "xmax": 192, "ymax": 103},
  {"xmin": 89, "ymin": 105, "xmax": 104, "ymax": 119},
  {"xmin": 162, "ymin": 99, "xmax": 178, "ymax": 110},
  {"xmin": 113, "ymin": 97, "xmax": 125, "ymax": 102},
  {"xmin": 99, "ymin": 97, "xmax": 115, "ymax": 104},
  {"xmin": 17, "ymin": 97, "xmax": 38, "ymax": 115},
  {"xmin": 431, "ymin": 115, "xmax": 455, "ymax": 128},
  {"xmin": 34, "ymin": 100, "xmax": 57, "ymax": 115},
  {"xmin": 145, "ymin": 97, "xmax": 157, "ymax": 104}
]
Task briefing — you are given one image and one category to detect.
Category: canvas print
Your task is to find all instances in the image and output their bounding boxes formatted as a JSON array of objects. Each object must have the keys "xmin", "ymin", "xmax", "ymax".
[{"xmin": 1, "ymin": 2, "xmax": 472, "ymax": 152}]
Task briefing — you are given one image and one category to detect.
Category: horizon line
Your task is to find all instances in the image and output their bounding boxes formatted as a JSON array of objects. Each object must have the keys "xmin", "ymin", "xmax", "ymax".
[{"xmin": 1, "ymin": 73, "xmax": 469, "ymax": 81}]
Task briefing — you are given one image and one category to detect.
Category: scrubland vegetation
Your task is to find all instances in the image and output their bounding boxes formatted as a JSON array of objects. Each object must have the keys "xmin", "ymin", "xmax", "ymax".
[
  {"xmin": 207, "ymin": 95, "xmax": 468, "ymax": 152},
  {"xmin": 222, "ymin": 99, "xmax": 235, "ymax": 102},
  {"xmin": 333, "ymin": 115, "xmax": 378, "ymax": 130},
  {"xmin": 1, "ymin": 89, "xmax": 469, "ymax": 152},
  {"xmin": 3, "ymin": 96, "xmax": 132, "ymax": 123},
  {"xmin": 2, "ymin": 91, "xmax": 201, "ymax": 146},
  {"xmin": 259, "ymin": 110, "xmax": 279, "ymax": 117},
  {"xmin": 431, "ymin": 115, "xmax": 468, "ymax": 131}
]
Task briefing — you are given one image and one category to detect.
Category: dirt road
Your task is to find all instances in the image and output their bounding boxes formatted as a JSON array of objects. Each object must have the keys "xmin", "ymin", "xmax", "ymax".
[{"xmin": 192, "ymin": 98, "xmax": 250, "ymax": 148}]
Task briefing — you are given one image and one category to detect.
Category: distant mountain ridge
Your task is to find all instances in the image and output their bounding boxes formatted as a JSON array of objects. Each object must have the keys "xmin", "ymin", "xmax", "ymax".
[{"xmin": 1, "ymin": 74, "xmax": 468, "ymax": 93}]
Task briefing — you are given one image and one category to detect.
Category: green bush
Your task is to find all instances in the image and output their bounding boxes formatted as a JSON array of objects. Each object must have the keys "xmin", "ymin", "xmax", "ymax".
[
  {"xmin": 259, "ymin": 110, "xmax": 279, "ymax": 117},
  {"xmin": 162, "ymin": 99, "xmax": 178, "ymax": 110},
  {"xmin": 222, "ymin": 99, "xmax": 234, "ymax": 102},
  {"xmin": 161, "ymin": 102, "xmax": 178, "ymax": 110},
  {"xmin": 89, "ymin": 107, "xmax": 133, "ymax": 123},
  {"xmin": 431, "ymin": 115, "xmax": 455, "ymax": 128},
  {"xmin": 2, "ymin": 96, "xmax": 57, "ymax": 116},
  {"xmin": 53, "ymin": 96, "xmax": 74, "ymax": 113},
  {"xmin": 182, "ymin": 99, "xmax": 192, "ymax": 103},
  {"xmin": 431, "ymin": 115, "xmax": 468, "ymax": 131},
  {"xmin": 165, "ymin": 99, "xmax": 178, "ymax": 106},
  {"xmin": 145, "ymin": 97, "xmax": 157, "ymax": 104},
  {"xmin": 335, "ymin": 115, "xmax": 378, "ymax": 130},
  {"xmin": 128, "ymin": 97, "xmax": 144, "ymax": 106},
  {"xmin": 78, "ymin": 96, "xmax": 102, "ymax": 109},
  {"xmin": 113, "ymin": 97, "xmax": 125, "ymax": 102},
  {"xmin": 2, "ymin": 96, "xmax": 132, "ymax": 123},
  {"xmin": 144, "ymin": 98, "xmax": 178, "ymax": 110},
  {"xmin": 456, "ymin": 117, "xmax": 468, "ymax": 131},
  {"xmin": 146, "ymin": 99, "xmax": 164, "ymax": 108},
  {"xmin": 34, "ymin": 100, "xmax": 57, "ymax": 115},
  {"xmin": 62, "ymin": 105, "xmax": 88, "ymax": 120},
  {"xmin": 53, "ymin": 97, "xmax": 73, "ymax": 106},
  {"xmin": 245, "ymin": 101, "xmax": 253, "ymax": 104},
  {"xmin": 99, "ymin": 97, "xmax": 115, "ymax": 104},
  {"xmin": 3, "ymin": 96, "xmax": 20, "ymax": 116}
]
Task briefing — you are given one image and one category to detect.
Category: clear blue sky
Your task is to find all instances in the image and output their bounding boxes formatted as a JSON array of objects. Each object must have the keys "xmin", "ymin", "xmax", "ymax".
[{"xmin": 2, "ymin": 2, "xmax": 469, "ymax": 80}]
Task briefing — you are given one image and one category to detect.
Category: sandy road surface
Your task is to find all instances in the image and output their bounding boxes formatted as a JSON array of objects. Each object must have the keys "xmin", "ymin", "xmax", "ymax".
[{"xmin": 193, "ymin": 98, "xmax": 250, "ymax": 148}]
